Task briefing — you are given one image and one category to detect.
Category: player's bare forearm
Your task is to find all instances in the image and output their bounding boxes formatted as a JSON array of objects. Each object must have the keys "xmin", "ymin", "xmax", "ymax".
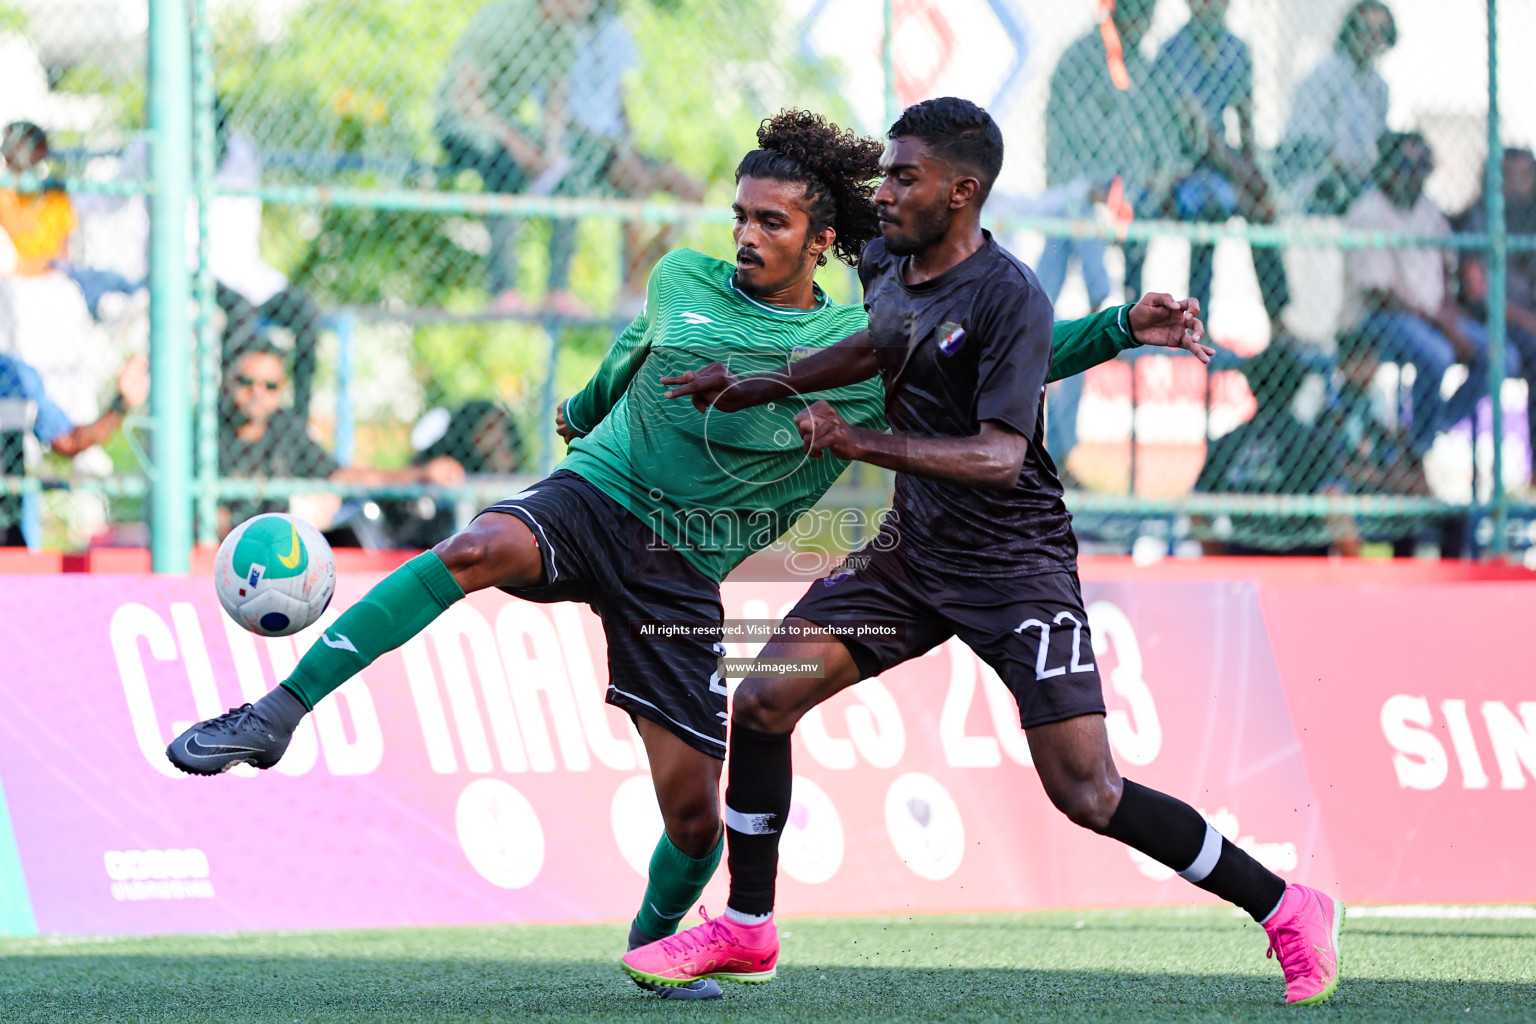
[
  {"xmin": 797, "ymin": 402, "xmax": 1025, "ymax": 490},
  {"xmin": 663, "ymin": 330, "xmax": 877, "ymax": 412},
  {"xmin": 51, "ymin": 409, "xmax": 123, "ymax": 457},
  {"xmin": 774, "ymin": 329, "xmax": 878, "ymax": 395}
]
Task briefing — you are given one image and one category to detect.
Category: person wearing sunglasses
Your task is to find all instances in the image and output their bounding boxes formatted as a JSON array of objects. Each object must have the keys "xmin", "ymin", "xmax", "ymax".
[{"xmin": 218, "ymin": 340, "xmax": 465, "ymax": 535}]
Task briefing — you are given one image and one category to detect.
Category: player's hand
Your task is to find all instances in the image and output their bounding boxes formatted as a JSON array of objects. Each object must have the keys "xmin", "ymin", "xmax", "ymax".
[
  {"xmin": 794, "ymin": 400, "xmax": 858, "ymax": 460},
  {"xmin": 661, "ymin": 362, "xmax": 743, "ymax": 413},
  {"xmin": 116, "ymin": 353, "xmax": 150, "ymax": 409},
  {"xmin": 554, "ymin": 399, "xmax": 576, "ymax": 443},
  {"xmin": 1128, "ymin": 293, "xmax": 1214, "ymax": 364}
]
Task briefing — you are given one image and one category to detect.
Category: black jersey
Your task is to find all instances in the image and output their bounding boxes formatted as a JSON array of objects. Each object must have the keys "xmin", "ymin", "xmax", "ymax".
[{"xmin": 857, "ymin": 232, "xmax": 1077, "ymax": 578}]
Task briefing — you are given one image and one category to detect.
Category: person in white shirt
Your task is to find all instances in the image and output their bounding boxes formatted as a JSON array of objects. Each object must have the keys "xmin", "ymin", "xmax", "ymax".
[
  {"xmin": 1279, "ymin": 1, "xmax": 1396, "ymax": 215},
  {"xmin": 1343, "ymin": 132, "xmax": 1521, "ymax": 456}
]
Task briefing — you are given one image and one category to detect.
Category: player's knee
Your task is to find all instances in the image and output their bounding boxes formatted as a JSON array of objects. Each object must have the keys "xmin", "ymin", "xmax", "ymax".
[
  {"xmin": 731, "ymin": 678, "xmax": 801, "ymax": 735},
  {"xmin": 1049, "ymin": 780, "xmax": 1120, "ymax": 833},
  {"xmin": 662, "ymin": 798, "xmax": 722, "ymax": 857},
  {"xmin": 433, "ymin": 529, "xmax": 486, "ymax": 574},
  {"xmin": 433, "ymin": 519, "xmax": 539, "ymax": 591}
]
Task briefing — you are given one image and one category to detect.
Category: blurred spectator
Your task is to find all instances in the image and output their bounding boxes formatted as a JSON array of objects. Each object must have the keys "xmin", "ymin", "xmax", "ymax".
[
  {"xmin": 1278, "ymin": 1, "xmax": 1397, "ymax": 215},
  {"xmin": 1195, "ymin": 337, "xmax": 1427, "ymax": 555},
  {"xmin": 1151, "ymin": 0, "xmax": 1289, "ymax": 338},
  {"xmin": 1196, "ymin": 341, "xmax": 1339, "ymax": 500},
  {"xmin": 210, "ymin": 103, "xmax": 326, "ymax": 419},
  {"xmin": 219, "ymin": 341, "xmax": 464, "ymax": 535},
  {"xmin": 1045, "ymin": 0, "xmax": 1175, "ymax": 305},
  {"xmin": 574, "ymin": 0, "xmax": 703, "ymax": 315},
  {"xmin": 436, "ymin": 0, "xmax": 589, "ymax": 315},
  {"xmin": 1455, "ymin": 147, "xmax": 1536, "ymax": 451},
  {"xmin": 1344, "ymin": 132, "xmax": 1522, "ymax": 459},
  {"xmin": 0, "ymin": 352, "xmax": 147, "ymax": 548},
  {"xmin": 0, "ymin": 122, "xmax": 74, "ymax": 277},
  {"xmin": 0, "ymin": 121, "xmax": 118, "ymax": 426},
  {"xmin": 1043, "ymin": 0, "xmax": 1176, "ymax": 478},
  {"xmin": 339, "ymin": 400, "xmax": 527, "ymax": 549}
]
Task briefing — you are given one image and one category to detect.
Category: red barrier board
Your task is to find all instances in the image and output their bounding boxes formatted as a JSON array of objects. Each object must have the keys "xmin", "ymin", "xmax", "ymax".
[{"xmin": 0, "ymin": 569, "xmax": 1529, "ymax": 937}]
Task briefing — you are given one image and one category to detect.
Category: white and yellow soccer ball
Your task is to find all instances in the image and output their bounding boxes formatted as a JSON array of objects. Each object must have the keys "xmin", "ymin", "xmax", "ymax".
[{"xmin": 213, "ymin": 513, "xmax": 337, "ymax": 637}]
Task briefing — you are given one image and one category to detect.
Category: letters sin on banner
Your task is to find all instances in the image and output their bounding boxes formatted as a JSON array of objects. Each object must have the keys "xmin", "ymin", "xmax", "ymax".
[{"xmin": 0, "ymin": 574, "xmax": 1528, "ymax": 936}]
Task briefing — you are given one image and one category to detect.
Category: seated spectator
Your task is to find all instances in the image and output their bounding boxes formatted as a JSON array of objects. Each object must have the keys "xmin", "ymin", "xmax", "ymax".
[
  {"xmin": 219, "ymin": 341, "xmax": 465, "ymax": 535},
  {"xmin": 1344, "ymin": 132, "xmax": 1522, "ymax": 458},
  {"xmin": 0, "ymin": 122, "xmax": 74, "ymax": 277},
  {"xmin": 335, "ymin": 400, "xmax": 527, "ymax": 549},
  {"xmin": 1455, "ymin": 147, "xmax": 1536, "ymax": 452},
  {"xmin": 1278, "ymin": 1, "xmax": 1397, "ymax": 215},
  {"xmin": 1195, "ymin": 337, "xmax": 1429, "ymax": 555},
  {"xmin": 0, "ymin": 121, "xmax": 117, "ymax": 425},
  {"xmin": 1151, "ymin": 0, "xmax": 1289, "ymax": 339},
  {"xmin": 436, "ymin": 0, "xmax": 587, "ymax": 315},
  {"xmin": 0, "ymin": 352, "xmax": 147, "ymax": 548}
]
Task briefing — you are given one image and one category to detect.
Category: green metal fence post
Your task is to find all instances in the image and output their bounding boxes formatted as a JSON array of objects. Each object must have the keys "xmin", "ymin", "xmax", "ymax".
[
  {"xmin": 148, "ymin": 0, "xmax": 194, "ymax": 572},
  {"xmin": 1486, "ymin": 0, "xmax": 1509, "ymax": 556},
  {"xmin": 882, "ymin": 0, "xmax": 897, "ymax": 128},
  {"xmin": 192, "ymin": 0, "xmax": 218, "ymax": 549}
]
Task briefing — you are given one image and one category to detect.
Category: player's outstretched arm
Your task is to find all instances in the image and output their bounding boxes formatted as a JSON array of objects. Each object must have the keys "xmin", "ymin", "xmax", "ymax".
[
  {"xmin": 1047, "ymin": 295, "xmax": 1212, "ymax": 383},
  {"xmin": 661, "ymin": 329, "xmax": 877, "ymax": 413},
  {"xmin": 794, "ymin": 402, "xmax": 1027, "ymax": 491}
]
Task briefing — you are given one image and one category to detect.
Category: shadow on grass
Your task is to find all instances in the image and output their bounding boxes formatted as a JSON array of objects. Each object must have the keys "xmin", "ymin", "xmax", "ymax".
[{"xmin": 0, "ymin": 955, "xmax": 1532, "ymax": 1024}]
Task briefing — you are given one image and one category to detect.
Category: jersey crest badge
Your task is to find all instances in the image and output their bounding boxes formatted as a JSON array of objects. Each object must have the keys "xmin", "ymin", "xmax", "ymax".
[{"xmin": 937, "ymin": 321, "xmax": 967, "ymax": 355}]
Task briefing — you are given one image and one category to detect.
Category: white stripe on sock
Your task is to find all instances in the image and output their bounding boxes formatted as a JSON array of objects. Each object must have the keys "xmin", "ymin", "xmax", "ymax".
[
  {"xmin": 1177, "ymin": 822, "xmax": 1224, "ymax": 883},
  {"xmin": 724, "ymin": 805, "xmax": 778, "ymax": 836}
]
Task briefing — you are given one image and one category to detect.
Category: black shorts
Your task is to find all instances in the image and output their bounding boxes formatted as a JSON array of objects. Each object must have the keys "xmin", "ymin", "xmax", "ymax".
[
  {"xmin": 786, "ymin": 549, "xmax": 1106, "ymax": 729},
  {"xmin": 479, "ymin": 470, "xmax": 727, "ymax": 758}
]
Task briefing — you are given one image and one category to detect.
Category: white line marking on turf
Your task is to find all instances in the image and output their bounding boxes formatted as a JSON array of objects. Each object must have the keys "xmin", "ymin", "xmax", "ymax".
[{"xmin": 1348, "ymin": 906, "xmax": 1536, "ymax": 919}]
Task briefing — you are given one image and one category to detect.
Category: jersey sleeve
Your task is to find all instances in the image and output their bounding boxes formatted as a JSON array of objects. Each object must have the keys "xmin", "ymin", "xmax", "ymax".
[
  {"xmin": 561, "ymin": 266, "xmax": 659, "ymax": 436},
  {"xmin": 1047, "ymin": 304, "xmax": 1139, "ymax": 382},
  {"xmin": 974, "ymin": 270, "xmax": 1055, "ymax": 439},
  {"xmin": 18, "ymin": 362, "xmax": 73, "ymax": 446}
]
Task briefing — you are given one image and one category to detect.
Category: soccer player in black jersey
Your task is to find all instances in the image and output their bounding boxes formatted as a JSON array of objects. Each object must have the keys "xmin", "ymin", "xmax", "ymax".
[{"xmin": 628, "ymin": 98, "xmax": 1343, "ymax": 1006}]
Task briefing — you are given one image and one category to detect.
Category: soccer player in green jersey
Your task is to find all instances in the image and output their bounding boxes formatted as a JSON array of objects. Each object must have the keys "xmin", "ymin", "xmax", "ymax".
[{"xmin": 167, "ymin": 110, "xmax": 1209, "ymax": 1000}]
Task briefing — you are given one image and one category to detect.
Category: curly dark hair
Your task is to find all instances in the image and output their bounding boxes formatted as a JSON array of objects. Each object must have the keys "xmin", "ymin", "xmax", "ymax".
[{"xmin": 734, "ymin": 109, "xmax": 883, "ymax": 268}]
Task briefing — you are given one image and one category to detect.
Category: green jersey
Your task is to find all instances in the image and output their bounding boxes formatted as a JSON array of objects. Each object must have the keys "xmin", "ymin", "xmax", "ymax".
[{"xmin": 560, "ymin": 248, "xmax": 1139, "ymax": 583}]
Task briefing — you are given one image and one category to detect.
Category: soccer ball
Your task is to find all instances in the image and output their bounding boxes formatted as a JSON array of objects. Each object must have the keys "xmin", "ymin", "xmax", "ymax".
[{"xmin": 213, "ymin": 513, "xmax": 336, "ymax": 637}]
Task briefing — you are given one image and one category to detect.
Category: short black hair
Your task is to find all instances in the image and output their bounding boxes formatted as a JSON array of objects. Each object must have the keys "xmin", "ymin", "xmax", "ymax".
[
  {"xmin": 1372, "ymin": 130, "xmax": 1431, "ymax": 188},
  {"xmin": 1337, "ymin": 1, "xmax": 1397, "ymax": 53},
  {"xmin": 230, "ymin": 338, "xmax": 288, "ymax": 370},
  {"xmin": 886, "ymin": 97, "xmax": 1004, "ymax": 206},
  {"xmin": 735, "ymin": 109, "xmax": 883, "ymax": 267},
  {"xmin": 1, "ymin": 121, "xmax": 48, "ymax": 159}
]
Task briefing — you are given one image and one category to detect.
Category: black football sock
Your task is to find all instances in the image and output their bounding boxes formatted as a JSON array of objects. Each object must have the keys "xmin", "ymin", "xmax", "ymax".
[
  {"xmin": 724, "ymin": 724, "xmax": 793, "ymax": 918},
  {"xmin": 1103, "ymin": 779, "xmax": 1287, "ymax": 922},
  {"xmin": 251, "ymin": 684, "xmax": 308, "ymax": 735}
]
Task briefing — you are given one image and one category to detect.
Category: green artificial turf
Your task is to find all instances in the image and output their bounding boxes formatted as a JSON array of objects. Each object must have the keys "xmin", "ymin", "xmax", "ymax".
[{"xmin": 0, "ymin": 908, "xmax": 1531, "ymax": 1023}]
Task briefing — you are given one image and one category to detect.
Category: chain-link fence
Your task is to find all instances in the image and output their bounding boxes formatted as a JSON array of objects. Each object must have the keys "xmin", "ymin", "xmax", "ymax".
[{"xmin": 0, "ymin": 0, "xmax": 1531, "ymax": 565}]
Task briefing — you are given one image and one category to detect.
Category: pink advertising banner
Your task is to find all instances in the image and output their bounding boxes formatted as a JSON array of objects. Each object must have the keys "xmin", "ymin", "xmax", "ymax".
[{"xmin": 0, "ymin": 569, "xmax": 1530, "ymax": 937}]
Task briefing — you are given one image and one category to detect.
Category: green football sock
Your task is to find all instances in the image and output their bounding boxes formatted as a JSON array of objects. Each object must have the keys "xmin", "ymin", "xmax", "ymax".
[
  {"xmin": 279, "ymin": 551, "xmax": 465, "ymax": 710},
  {"xmin": 633, "ymin": 831, "xmax": 724, "ymax": 941}
]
